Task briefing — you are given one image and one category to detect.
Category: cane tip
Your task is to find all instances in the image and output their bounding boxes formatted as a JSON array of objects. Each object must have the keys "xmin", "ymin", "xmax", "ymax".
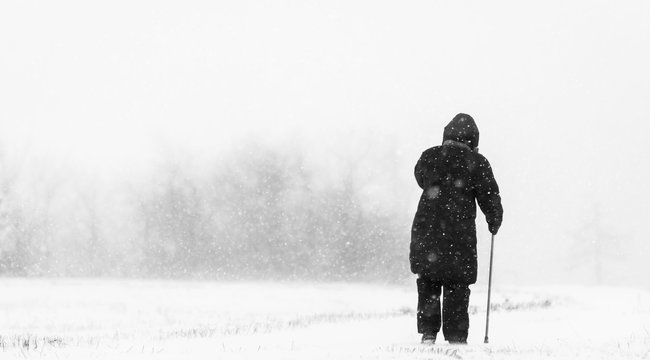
[{"xmin": 484, "ymin": 337, "xmax": 489, "ymax": 344}]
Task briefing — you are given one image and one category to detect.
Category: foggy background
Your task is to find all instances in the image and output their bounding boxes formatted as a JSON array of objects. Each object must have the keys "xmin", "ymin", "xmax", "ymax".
[{"xmin": 1, "ymin": 0, "xmax": 649, "ymax": 287}]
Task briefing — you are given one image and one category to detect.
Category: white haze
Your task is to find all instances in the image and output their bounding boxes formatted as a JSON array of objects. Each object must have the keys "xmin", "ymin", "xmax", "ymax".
[{"xmin": 1, "ymin": 1, "xmax": 649, "ymax": 286}]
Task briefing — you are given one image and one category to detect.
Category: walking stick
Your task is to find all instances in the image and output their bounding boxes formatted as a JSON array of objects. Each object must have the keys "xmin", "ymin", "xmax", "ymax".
[{"xmin": 484, "ymin": 234, "xmax": 495, "ymax": 344}]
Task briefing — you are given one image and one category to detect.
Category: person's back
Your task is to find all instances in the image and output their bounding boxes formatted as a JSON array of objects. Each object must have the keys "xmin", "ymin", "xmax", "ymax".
[{"xmin": 410, "ymin": 113, "xmax": 503, "ymax": 344}]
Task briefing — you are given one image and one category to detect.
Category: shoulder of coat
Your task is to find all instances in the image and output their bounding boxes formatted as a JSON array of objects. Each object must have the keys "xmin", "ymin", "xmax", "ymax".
[
  {"xmin": 421, "ymin": 146, "xmax": 441, "ymax": 157},
  {"xmin": 466, "ymin": 151, "xmax": 490, "ymax": 172}
]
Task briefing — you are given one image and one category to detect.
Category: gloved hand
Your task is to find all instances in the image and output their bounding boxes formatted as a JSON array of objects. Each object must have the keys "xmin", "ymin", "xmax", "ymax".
[{"xmin": 489, "ymin": 223, "xmax": 500, "ymax": 235}]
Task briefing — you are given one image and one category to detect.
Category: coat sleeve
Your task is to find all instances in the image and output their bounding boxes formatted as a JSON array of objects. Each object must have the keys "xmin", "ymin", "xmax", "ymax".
[{"xmin": 473, "ymin": 155, "xmax": 503, "ymax": 234}]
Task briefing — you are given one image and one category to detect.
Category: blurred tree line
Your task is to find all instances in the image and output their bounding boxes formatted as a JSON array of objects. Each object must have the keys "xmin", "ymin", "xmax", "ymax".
[{"xmin": 0, "ymin": 142, "xmax": 410, "ymax": 282}]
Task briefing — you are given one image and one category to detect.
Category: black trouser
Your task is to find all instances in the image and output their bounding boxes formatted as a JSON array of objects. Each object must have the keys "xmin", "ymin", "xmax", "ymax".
[{"xmin": 417, "ymin": 276, "xmax": 471, "ymax": 342}]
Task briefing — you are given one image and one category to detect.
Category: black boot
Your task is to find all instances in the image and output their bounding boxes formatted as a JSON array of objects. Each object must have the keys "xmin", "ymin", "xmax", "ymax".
[
  {"xmin": 421, "ymin": 333, "xmax": 436, "ymax": 344},
  {"xmin": 447, "ymin": 337, "xmax": 467, "ymax": 345}
]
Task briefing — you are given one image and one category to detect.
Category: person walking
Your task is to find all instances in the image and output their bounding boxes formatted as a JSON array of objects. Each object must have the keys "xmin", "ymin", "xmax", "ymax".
[{"xmin": 409, "ymin": 113, "xmax": 503, "ymax": 344}]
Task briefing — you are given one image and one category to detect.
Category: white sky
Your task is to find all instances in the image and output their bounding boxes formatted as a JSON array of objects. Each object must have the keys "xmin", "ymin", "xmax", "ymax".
[
  {"xmin": 2, "ymin": 1, "xmax": 649, "ymax": 160},
  {"xmin": 1, "ymin": 0, "xmax": 649, "ymax": 285}
]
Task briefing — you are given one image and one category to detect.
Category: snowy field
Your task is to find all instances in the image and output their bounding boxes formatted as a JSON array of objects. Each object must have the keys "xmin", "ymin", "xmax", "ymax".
[{"xmin": 0, "ymin": 279, "xmax": 648, "ymax": 360}]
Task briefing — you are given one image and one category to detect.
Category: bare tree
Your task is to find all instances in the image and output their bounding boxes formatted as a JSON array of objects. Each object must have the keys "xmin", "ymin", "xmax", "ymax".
[{"xmin": 569, "ymin": 205, "xmax": 624, "ymax": 285}]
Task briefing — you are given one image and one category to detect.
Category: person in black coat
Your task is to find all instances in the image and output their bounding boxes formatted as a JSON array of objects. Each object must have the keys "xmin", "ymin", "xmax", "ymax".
[{"xmin": 410, "ymin": 113, "xmax": 503, "ymax": 344}]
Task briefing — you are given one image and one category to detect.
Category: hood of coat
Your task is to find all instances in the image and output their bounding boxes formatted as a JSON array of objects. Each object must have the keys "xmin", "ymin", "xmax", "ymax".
[{"xmin": 442, "ymin": 113, "xmax": 479, "ymax": 150}]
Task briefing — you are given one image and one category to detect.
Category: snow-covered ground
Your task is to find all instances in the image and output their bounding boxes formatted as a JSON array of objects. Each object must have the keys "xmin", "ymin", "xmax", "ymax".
[{"xmin": 0, "ymin": 279, "xmax": 647, "ymax": 359}]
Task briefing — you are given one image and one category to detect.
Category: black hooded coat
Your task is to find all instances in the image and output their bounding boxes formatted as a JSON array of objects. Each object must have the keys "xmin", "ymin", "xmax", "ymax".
[{"xmin": 410, "ymin": 114, "xmax": 503, "ymax": 284}]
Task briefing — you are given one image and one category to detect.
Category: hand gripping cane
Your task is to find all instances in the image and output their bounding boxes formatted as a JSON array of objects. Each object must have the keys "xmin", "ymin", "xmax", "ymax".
[{"xmin": 484, "ymin": 234, "xmax": 495, "ymax": 344}]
